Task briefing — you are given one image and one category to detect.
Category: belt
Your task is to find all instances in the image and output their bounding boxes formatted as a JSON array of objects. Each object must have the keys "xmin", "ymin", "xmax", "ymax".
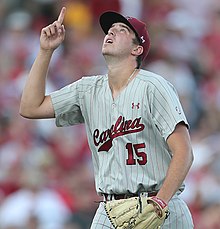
[{"xmin": 102, "ymin": 191, "xmax": 158, "ymax": 201}]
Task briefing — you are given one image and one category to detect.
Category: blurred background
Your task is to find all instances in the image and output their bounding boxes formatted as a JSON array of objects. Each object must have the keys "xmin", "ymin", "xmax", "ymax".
[{"xmin": 0, "ymin": 0, "xmax": 220, "ymax": 228}]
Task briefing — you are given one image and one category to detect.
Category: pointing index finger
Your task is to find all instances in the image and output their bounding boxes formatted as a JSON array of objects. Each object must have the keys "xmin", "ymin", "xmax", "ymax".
[{"xmin": 57, "ymin": 7, "xmax": 66, "ymax": 24}]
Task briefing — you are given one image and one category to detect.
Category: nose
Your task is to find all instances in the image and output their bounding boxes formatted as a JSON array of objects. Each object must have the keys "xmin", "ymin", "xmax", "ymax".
[{"xmin": 107, "ymin": 28, "xmax": 115, "ymax": 36}]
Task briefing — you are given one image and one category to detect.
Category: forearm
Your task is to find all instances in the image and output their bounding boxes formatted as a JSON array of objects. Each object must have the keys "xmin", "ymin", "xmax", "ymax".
[
  {"xmin": 157, "ymin": 149, "xmax": 193, "ymax": 203},
  {"xmin": 19, "ymin": 48, "xmax": 54, "ymax": 118},
  {"xmin": 156, "ymin": 124, "xmax": 194, "ymax": 203}
]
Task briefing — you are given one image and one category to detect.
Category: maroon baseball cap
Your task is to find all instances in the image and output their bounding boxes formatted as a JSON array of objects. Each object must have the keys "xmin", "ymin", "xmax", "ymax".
[{"xmin": 99, "ymin": 11, "xmax": 150, "ymax": 61}]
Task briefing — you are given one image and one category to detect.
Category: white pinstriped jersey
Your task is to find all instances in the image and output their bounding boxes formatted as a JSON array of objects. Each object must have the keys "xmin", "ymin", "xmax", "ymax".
[{"xmin": 50, "ymin": 69, "xmax": 189, "ymax": 195}]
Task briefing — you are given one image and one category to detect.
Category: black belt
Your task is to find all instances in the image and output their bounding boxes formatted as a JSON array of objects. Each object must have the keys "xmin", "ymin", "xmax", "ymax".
[{"xmin": 102, "ymin": 191, "xmax": 158, "ymax": 201}]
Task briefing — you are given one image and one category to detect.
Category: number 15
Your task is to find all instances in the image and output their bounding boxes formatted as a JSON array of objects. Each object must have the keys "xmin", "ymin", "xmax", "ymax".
[{"xmin": 126, "ymin": 143, "xmax": 147, "ymax": 165}]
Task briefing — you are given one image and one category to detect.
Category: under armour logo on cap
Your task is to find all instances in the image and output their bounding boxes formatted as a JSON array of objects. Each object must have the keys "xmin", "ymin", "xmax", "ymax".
[
  {"xmin": 126, "ymin": 16, "xmax": 150, "ymax": 60},
  {"xmin": 140, "ymin": 36, "xmax": 145, "ymax": 44}
]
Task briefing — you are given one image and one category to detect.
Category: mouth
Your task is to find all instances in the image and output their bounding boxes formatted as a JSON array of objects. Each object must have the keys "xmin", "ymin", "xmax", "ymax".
[{"xmin": 105, "ymin": 38, "xmax": 113, "ymax": 44}]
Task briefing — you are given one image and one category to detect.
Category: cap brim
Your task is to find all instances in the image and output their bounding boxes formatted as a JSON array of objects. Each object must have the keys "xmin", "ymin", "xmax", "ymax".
[{"xmin": 99, "ymin": 11, "xmax": 137, "ymax": 36}]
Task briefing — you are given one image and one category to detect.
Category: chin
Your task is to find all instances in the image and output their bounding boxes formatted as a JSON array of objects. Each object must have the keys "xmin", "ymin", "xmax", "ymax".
[
  {"xmin": 102, "ymin": 50, "xmax": 111, "ymax": 57},
  {"xmin": 102, "ymin": 45, "xmax": 113, "ymax": 54}
]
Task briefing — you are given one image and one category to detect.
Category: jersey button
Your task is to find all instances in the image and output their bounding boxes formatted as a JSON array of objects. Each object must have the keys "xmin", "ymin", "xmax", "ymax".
[{"xmin": 112, "ymin": 103, "xmax": 116, "ymax": 108}]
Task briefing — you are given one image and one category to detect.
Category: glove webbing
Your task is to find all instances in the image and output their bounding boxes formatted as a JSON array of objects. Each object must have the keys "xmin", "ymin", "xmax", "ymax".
[{"xmin": 105, "ymin": 197, "xmax": 141, "ymax": 228}]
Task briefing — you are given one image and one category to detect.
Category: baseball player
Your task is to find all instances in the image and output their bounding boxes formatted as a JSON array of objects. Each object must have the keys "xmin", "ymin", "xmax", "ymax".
[{"xmin": 20, "ymin": 7, "xmax": 194, "ymax": 229}]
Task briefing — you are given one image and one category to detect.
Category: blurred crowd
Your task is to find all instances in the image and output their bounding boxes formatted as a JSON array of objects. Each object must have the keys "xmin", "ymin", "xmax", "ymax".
[{"xmin": 0, "ymin": 0, "xmax": 220, "ymax": 228}]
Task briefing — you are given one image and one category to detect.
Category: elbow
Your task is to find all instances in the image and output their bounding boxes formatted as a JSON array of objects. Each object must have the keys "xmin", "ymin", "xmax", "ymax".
[
  {"xmin": 19, "ymin": 112, "xmax": 31, "ymax": 119},
  {"xmin": 19, "ymin": 99, "xmax": 55, "ymax": 119},
  {"xmin": 19, "ymin": 103, "xmax": 36, "ymax": 119},
  {"xmin": 19, "ymin": 106, "xmax": 32, "ymax": 119}
]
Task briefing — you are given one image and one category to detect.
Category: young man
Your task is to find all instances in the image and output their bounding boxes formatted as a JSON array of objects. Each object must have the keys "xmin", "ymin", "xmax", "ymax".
[{"xmin": 20, "ymin": 7, "xmax": 194, "ymax": 228}]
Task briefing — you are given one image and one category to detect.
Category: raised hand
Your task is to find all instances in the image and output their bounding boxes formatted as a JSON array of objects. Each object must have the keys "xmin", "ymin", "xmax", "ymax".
[{"xmin": 40, "ymin": 7, "xmax": 66, "ymax": 51}]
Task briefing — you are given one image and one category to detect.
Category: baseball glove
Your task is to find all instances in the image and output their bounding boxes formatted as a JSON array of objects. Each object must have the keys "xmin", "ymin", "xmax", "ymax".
[{"xmin": 104, "ymin": 196, "xmax": 169, "ymax": 229}]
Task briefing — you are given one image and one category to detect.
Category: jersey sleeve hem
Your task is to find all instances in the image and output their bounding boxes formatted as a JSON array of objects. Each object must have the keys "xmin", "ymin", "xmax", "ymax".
[{"xmin": 164, "ymin": 120, "xmax": 189, "ymax": 141}]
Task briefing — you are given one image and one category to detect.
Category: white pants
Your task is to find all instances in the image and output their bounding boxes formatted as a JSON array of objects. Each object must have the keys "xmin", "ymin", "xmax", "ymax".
[{"xmin": 90, "ymin": 195, "xmax": 194, "ymax": 228}]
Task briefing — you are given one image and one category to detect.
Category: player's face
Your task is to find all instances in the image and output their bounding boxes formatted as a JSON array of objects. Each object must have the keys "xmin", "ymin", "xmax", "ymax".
[{"xmin": 102, "ymin": 23, "xmax": 137, "ymax": 59}]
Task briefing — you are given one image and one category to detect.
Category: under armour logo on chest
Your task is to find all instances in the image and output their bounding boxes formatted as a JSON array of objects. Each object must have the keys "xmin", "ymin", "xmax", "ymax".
[{"xmin": 132, "ymin": 102, "xmax": 140, "ymax": 109}]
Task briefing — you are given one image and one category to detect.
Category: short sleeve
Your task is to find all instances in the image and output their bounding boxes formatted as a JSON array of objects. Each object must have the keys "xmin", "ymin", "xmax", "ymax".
[
  {"xmin": 149, "ymin": 79, "xmax": 189, "ymax": 140},
  {"xmin": 50, "ymin": 80, "xmax": 84, "ymax": 127}
]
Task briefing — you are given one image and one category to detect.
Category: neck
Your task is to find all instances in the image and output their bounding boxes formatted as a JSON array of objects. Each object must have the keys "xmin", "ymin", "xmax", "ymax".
[{"xmin": 108, "ymin": 67, "xmax": 139, "ymax": 99}]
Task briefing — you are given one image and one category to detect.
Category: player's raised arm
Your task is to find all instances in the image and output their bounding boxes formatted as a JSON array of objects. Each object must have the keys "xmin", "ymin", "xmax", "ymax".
[{"xmin": 19, "ymin": 7, "xmax": 66, "ymax": 119}]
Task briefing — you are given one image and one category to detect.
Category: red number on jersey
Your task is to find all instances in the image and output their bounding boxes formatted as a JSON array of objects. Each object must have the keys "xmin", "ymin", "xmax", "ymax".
[{"xmin": 126, "ymin": 143, "xmax": 147, "ymax": 165}]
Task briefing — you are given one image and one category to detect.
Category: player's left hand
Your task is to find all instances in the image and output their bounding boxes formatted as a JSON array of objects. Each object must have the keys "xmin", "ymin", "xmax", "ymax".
[{"xmin": 104, "ymin": 196, "xmax": 169, "ymax": 229}]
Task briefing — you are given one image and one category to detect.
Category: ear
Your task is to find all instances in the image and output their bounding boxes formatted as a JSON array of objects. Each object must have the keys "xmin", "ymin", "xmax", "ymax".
[{"xmin": 131, "ymin": 45, "xmax": 143, "ymax": 57}]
